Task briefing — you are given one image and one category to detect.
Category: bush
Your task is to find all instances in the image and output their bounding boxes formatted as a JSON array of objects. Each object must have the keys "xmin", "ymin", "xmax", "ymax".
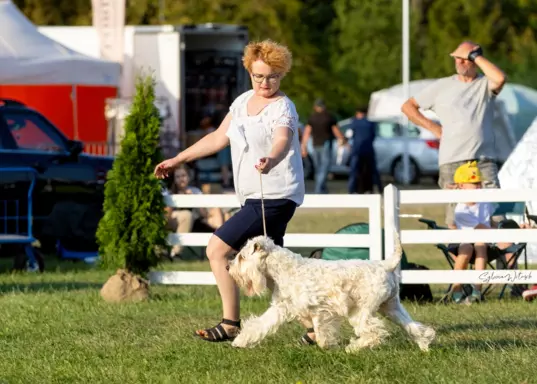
[{"xmin": 96, "ymin": 75, "xmax": 169, "ymax": 276}]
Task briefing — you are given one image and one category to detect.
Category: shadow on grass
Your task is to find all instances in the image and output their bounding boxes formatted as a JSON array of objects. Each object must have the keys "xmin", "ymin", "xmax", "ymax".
[
  {"xmin": 0, "ymin": 254, "xmax": 98, "ymax": 274},
  {"xmin": 440, "ymin": 319, "xmax": 537, "ymax": 333},
  {"xmin": 0, "ymin": 281, "xmax": 103, "ymax": 294},
  {"xmin": 439, "ymin": 338, "xmax": 537, "ymax": 351}
]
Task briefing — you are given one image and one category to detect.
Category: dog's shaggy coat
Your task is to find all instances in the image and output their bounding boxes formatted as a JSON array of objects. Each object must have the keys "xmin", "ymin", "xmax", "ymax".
[{"xmin": 228, "ymin": 234, "xmax": 436, "ymax": 353}]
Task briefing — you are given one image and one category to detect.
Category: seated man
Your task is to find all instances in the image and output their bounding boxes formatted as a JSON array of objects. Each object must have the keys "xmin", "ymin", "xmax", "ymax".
[{"xmin": 448, "ymin": 161, "xmax": 529, "ymax": 304}]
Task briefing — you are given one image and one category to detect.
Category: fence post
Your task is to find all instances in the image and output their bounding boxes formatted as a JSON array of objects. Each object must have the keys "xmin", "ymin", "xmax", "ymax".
[
  {"xmin": 368, "ymin": 194, "xmax": 383, "ymax": 261},
  {"xmin": 383, "ymin": 184, "xmax": 401, "ymax": 270}
]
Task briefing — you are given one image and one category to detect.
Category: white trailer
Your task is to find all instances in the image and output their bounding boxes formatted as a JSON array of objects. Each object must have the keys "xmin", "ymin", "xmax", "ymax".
[{"xmin": 39, "ymin": 24, "xmax": 250, "ymax": 149}]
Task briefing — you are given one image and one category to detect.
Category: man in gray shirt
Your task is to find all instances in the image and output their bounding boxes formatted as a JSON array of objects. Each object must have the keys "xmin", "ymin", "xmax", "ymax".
[{"xmin": 401, "ymin": 41, "xmax": 507, "ymax": 227}]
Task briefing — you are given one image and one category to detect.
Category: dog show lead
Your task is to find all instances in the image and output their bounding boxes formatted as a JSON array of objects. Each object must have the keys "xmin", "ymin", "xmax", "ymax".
[{"xmin": 154, "ymin": 39, "xmax": 305, "ymax": 342}]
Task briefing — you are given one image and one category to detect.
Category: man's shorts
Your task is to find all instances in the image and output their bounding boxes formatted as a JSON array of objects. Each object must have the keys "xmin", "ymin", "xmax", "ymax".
[
  {"xmin": 438, "ymin": 158, "xmax": 501, "ymax": 227},
  {"xmin": 214, "ymin": 198, "xmax": 297, "ymax": 251}
]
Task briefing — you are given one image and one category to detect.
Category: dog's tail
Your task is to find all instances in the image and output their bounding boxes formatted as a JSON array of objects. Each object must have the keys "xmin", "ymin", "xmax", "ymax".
[{"xmin": 382, "ymin": 231, "xmax": 403, "ymax": 272}]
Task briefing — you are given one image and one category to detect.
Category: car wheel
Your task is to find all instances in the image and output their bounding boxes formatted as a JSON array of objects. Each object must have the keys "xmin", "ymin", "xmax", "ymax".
[
  {"xmin": 302, "ymin": 154, "xmax": 315, "ymax": 180},
  {"xmin": 391, "ymin": 157, "xmax": 420, "ymax": 185}
]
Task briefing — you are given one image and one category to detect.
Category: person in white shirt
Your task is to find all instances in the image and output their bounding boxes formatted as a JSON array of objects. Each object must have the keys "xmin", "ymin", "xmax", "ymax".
[
  {"xmin": 449, "ymin": 161, "xmax": 529, "ymax": 303},
  {"xmin": 449, "ymin": 161, "xmax": 493, "ymax": 303},
  {"xmin": 154, "ymin": 39, "xmax": 304, "ymax": 342}
]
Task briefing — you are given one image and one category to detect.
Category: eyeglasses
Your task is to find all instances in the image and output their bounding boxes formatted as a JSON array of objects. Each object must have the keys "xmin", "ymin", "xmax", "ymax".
[{"xmin": 251, "ymin": 73, "xmax": 282, "ymax": 84}]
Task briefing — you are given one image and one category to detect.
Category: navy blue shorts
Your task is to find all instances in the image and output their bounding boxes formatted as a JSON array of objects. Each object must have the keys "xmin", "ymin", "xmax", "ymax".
[{"xmin": 214, "ymin": 198, "xmax": 297, "ymax": 251}]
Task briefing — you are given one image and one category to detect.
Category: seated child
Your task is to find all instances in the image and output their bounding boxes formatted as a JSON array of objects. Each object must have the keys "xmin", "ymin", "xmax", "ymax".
[{"xmin": 448, "ymin": 161, "xmax": 528, "ymax": 303}]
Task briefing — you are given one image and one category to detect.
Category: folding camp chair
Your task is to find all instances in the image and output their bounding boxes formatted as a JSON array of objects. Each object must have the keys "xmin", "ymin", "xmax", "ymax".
[
  {"xmin": 308, "ymin": 222, "xmax": 410, "ymax": 267},
  {"xmin": 418, "ymin": 202, "xmax": 533, "ymax": 301},
  {"xmin": 494, "ymin": 202, "xmax": 537, "ymax": 270}
]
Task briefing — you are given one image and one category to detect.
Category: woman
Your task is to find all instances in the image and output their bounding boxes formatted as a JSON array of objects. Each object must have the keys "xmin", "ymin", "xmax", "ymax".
[
  {"xmin": 164, "ymin": 164, "xmax": 225, "ymax": 258},
  {"xmin": 154, "ymin": 39, "xmax": 305, "ymax": 342}
]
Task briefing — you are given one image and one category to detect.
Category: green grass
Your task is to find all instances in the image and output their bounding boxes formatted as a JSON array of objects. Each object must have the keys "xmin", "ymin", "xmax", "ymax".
[
  {"xmin": 0, "ymin": 272, "xmax": 536, "ymax": 384},
  {"xmin": 1, "ymin": 195, "xmax": 536, "ymax": 383}
]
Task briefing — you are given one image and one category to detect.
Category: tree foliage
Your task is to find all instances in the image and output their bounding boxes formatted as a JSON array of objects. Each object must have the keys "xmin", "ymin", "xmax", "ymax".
[
  {"xmin": 96, "ymin": 75, "xmax": 168, "ymax": 276},
  {"xmin": 14, "ymin": 0, "xmax": 537, "ymax": 118}
]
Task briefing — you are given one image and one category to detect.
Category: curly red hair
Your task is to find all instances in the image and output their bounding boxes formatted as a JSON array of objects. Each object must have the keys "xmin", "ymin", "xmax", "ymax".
[{"xmin": 242, "ymin": 39, "xmax": 292, "ymax": 75}]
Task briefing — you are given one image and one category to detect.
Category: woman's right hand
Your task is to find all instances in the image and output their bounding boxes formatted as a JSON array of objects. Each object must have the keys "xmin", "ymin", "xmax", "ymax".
[{"xmin": 154, "ymin": 156, "xmax": 181, "ymax": 179}]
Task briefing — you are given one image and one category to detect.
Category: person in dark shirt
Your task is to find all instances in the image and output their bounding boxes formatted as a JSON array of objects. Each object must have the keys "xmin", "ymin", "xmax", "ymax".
[
  {"xmin": 300, "ymin": 99, "xmax": 345, "ymax": 194},
  {"xmin": 348, "ymin": 106, "xmax": 382, "ymax": 194}
]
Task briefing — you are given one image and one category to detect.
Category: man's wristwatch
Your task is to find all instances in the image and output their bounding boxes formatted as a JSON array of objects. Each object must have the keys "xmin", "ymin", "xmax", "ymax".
[{"xmin": 468, "ymin": 47, "xmax": 483, "ymax": 62}]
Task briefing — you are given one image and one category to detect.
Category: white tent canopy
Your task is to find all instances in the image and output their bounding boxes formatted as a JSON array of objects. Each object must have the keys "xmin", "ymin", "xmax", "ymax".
[
  {"xmin": 498, "ymin": 117, "xmax": 537, "ymax": 262},
  {"xmin": 368, "ymin": 79, "xmax": 440, "ymax": 121},
  {"xmin": 0, "ymin": 0, "xmax": 120, "ymax": 86}
]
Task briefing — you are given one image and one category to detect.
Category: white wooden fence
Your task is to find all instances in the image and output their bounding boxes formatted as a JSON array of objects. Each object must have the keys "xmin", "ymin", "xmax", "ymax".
[
  {"xmin": 150, "ymin": 193, "xmax": 382, "ymax": 285},
  {"xmin": 383, "ymin": 184, "xmax": 537, "ymax": 284},
  {"xmin": 149, "ymin": 185, "xmax": 537, "ymax": 285}
]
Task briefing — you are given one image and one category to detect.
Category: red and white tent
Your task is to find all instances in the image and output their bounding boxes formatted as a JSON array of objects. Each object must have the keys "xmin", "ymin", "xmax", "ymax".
[{"xmin": 0, "ymin": 0, "xmax": 121, "ymax": 144}]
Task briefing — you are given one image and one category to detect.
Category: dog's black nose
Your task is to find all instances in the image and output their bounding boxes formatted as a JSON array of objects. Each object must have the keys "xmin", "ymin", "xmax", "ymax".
[{"xmin": 226, "ymin": 265, "xmax": 230, "ymax": 271}]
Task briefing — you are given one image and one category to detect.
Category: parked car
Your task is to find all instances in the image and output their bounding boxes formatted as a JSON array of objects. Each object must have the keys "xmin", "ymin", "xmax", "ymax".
[
  {"xmin": 0, "ymin": 99, "xmax": 115, "ymax": 252},
  {"xmin": 300, "ymin": 117, "xmax": 440, "ymax": 184}
]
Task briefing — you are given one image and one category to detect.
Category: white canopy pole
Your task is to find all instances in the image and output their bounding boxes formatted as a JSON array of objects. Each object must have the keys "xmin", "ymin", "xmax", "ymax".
[{"xmin": 402, "ymin": 0, "xmax": 411, "ymax": 184}]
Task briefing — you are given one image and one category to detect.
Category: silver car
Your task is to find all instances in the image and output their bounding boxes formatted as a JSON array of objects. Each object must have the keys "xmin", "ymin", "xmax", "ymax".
[{"xmin": 301, "ymin": 118, "xmax": 440, "ymax": 184}]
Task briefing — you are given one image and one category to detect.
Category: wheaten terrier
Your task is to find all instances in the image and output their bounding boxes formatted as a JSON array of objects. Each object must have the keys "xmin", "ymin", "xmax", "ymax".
[{"xmin": 227, "ymin": 234, "xmax": 435, "ymax": 353}]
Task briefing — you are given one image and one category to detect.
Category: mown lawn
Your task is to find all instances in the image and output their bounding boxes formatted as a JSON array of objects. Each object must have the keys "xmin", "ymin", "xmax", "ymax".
[
  {"xmin": 0, "ymin": 272, "xmax": 536, "ymax": 384},
  {"xmin": 1, "ymin": 200, "xmax": 536, "ymax": 383}
]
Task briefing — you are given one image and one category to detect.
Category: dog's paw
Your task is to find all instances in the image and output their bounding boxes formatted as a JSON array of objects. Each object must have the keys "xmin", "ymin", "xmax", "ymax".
[
  {"xmin": 408, "ymin": 323, "xmax": 436, "ymax": 351},
  {"xmin": 231, "ymin": 335, "xmax": 253, "ymax": 349},
  {"xmin": 416, "ymin": 327, "xmax": 436, "ymax": 352},
  {"xmin": 345, "ymin": 344, "xmax": 360, "ymax": 354}
]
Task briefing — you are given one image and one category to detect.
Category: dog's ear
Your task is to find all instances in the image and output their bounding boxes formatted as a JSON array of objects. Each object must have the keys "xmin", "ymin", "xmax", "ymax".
[{"xmin": 253, "ymin": 241, "xmax": 269, "ymax": 258}]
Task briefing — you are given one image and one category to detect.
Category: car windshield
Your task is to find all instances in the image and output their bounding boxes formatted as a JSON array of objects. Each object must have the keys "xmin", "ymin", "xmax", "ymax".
[{"xmin": 3, "ymin": 111, "xmax": 66, "ymax": 152}]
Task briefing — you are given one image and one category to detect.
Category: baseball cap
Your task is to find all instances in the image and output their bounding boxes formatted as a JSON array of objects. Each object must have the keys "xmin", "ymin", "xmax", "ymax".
[
  {"xmin": 314, "ymin": 98, "xmax": 325, "ymax": 107},
  {"xmin": 453, "ymin": 161, "xmax": 482, "ymax": 183}
]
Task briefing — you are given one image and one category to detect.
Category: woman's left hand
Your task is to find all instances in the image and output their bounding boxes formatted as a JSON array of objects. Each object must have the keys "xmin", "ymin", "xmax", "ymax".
[{"xmin": 255, "ymin": 157, "xmax": 274, "ymax": 174}]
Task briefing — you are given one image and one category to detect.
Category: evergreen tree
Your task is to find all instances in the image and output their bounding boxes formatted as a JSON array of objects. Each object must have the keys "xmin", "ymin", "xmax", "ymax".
[{"xmin": 96, "ymin": 75, "xmax": 168, "ymax": 276}]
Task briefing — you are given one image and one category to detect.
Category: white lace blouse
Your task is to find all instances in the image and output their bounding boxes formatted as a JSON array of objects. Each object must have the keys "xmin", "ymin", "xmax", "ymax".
[{"xmin": 225, "ymin": 90, "xmax": 305, "ymax": 206}]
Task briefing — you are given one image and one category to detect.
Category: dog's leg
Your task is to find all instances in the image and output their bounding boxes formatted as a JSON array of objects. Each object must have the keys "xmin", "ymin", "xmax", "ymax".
[
  {"xmin": 231, "ymin": 305, "xmax": 289, "ymax": 348},
  {"xmin": 312, "ymin": 313, "xmax": 341, "ymax": 349},
  {"xmin": 379, "ymin": 297, "xmax": 436, "ymax": 351},
  {"xmin": 345, "ymin": 306, "xmax": 389, "ymax": 353}
]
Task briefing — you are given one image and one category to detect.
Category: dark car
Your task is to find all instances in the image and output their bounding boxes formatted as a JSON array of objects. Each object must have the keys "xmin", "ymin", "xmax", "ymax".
[{"xmin": 0, "ymin": 99, "xmax": 114, "ymax": 252}]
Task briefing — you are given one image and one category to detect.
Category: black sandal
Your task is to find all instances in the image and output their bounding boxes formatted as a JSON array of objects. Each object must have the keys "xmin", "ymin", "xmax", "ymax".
[
  {"xmin": 194, "ymin": 318, "xmax": 241, "ymax": 342},
  {"xmin": 300, "ymin": 328, "xmax": 316, "ymax": 345}
]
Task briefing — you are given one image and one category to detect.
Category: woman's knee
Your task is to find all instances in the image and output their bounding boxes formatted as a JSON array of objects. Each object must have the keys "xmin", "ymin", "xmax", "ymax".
[{"xmin": 206, "ymin": 235, "xmax": 233, "ymax": 262}]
